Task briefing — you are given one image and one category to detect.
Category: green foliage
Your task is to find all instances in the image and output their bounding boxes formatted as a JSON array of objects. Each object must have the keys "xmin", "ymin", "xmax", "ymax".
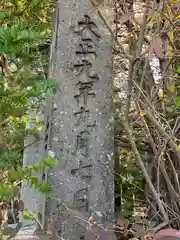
[
  {"xmin": 176, "ymin": 95, "xmax": 180, "ymax": 107},
  {"xmin": 118, "ymin": 149, "xmax": 144, "ymax": 218},
  {"xmin": 0, "ymin": 150, "xmax": 21, "ymax": 168},
  {"xmin": 0, "ymin": 157, "xmax": 57, "ymax": 201},
  {"xmin": 23, "ymin": 209, "xmax": 40, "ymax": 221},
  {"xmin": 0, "ymin": 0, "xmax": 56, "ymax": 230},
  {"xmin": 0, "ymin": 23, "xmax": 43, "ymax": 59},
  {"xmin": 176, "ymin": 64, "xmax": 180, "ymax": 74}
]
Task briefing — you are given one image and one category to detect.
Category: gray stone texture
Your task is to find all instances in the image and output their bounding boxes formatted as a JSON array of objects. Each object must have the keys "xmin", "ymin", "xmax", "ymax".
[
  {"xmin": 14, "ymin": 110, "xmax": 45, "ymax": 240},
  {"xmin": 19, "ymin": 111, "xmax": 44, "ymax": 227},
  {"xmin": 45, "ymin": 1, "xmax": 114, "ymax": 239}
]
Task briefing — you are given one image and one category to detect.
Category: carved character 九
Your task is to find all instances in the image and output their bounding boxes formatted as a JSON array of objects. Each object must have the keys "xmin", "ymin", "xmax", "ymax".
[
  {"xmin": 74, "ymin": 107, "xmax": 96, "ymax": 127},
  {"xmin": 74, "ymin": 81, "xmax": 96, "ymax": 105},
  {"xmin": 74, "ymin": 106, "xmax": 90, "ymax": 126},
  {"xmin": 73, "ymin": 59, "xmax": 99, "ymax": 81}
]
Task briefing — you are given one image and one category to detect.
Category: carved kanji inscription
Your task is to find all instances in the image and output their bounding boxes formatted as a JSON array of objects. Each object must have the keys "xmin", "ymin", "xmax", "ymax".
[
  {"xmin": 73, "ymin": 59, "xmax": 99, "ymax": 81},
  {"xmin": 73, "ymin": 14, "xmax": 101, "ymax": 40},
  {"xmin": 74, "ymin": 81, "xmax": 96, "ymax": 105},
  {"xmin": 71, "ymin": 161, "xmax": 92, "ymax": 180},
  {"xmin": 76, "ymin": 38, "xmax": 96, "ymax": 56},
  {"xmin": 73, "ymin": 188, "xmax": 89, "ymax": 210}
]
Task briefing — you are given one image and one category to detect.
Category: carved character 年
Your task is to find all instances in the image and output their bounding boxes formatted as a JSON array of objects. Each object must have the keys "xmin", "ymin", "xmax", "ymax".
[{"xmin": 74, "ymin": 81, "xmax": 96, "ymax": 105}]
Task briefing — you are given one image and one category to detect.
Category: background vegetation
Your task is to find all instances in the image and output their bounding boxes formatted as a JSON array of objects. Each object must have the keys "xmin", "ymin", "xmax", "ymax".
[
  {"xmin": 1, "ymin": 0, "xmax": 180, "ymax": 239},
  {"xmin": 113, "ymin": 0, "xmax": 180, "ymax": 232},
  {"xmin": 0, "ymin": 0, "xmax": 56, "ymax": 238}
]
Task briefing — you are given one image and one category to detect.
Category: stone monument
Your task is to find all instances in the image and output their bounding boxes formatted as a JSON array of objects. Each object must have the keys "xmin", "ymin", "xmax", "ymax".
[{"xmin": 44, "ymin": 1, "xmax": 114, "ymax": 239}]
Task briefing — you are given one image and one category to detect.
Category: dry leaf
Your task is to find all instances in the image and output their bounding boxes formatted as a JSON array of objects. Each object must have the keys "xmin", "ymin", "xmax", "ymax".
[
  {"xmin": 116, "ymin": 217, "xmax": 129, "ymax": 229},
  {"xmin": 150, "ymin": 36, "xmax": 164, "ymax": 60},
  {"xmin": 172, "ymin": 3, "xmax": 180, "ymax": 11},
  {"xmin": 17, "ymin": 200, "xmax": 24, "ymax": 211},
  {"xmin": 99, "ymin": 224, "xmax": 117, "ymax": 240},
  {"xmin": 132, "ymin": 223, "xmax": 145, "ymax": 238},
  {"xmin": 155, "ymin": 228, "xmax": 180, "ymax": 240},
  {"xmin": 99, "ymin": 230, "xmax": 117, "ymax": 240},
  {"xmin": 133, "ymin": 1, "xmax": 145, "ymax": 26},
  {"xmin": 149, "ymin": 43, "xmax": 154, "ymax": 58},
  {"xmin": 119, "ymin": 12, "xmax": 134, "ymax": 25}
]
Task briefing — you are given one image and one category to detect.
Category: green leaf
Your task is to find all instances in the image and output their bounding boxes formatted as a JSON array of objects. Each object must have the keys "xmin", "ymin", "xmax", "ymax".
[
  {"xmin": 176, "ymin": 96, "xmax": 180, "ymax": 107},
  {"xmin": 0, "ymin": 12, "xmax": 11, "ymax": 20},
  {"xmin": 23, "ymin": 209, "xmax": 38, "ymax": 220},
  {"xmin": 177, "ymin": 64, "xmax": 180, "ymax": 74},
  {"xmin": 29, "ymin": 176, "xmax": 39, "ymax": 186},
  {"xmin": 167, "ymin": 84, "xmax": 175, "ymax": 93},
  {"xmin": 38, "ymin": 182, "xmax": 51, "ymax": 194},
  {"xmin": 40, "ymin": 157, "xmax": 58, "ymax": 168},
  {"xmin": 43, "ymin": 78, "xmax": 58, "ymax": 94},
  {"xmin": 0, "ymin": 185, "xmax": 14, "ymax": 200}
]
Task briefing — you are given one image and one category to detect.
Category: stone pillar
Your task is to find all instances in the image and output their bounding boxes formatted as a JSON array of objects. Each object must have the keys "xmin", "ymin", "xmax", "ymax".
[{"xmin": 45, "ymin": 1, "xmax": 114, "ymax": 239}]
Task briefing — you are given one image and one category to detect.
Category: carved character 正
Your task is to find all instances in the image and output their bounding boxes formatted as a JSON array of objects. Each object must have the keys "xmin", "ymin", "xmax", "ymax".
[{"xmin": 76, "ymin": 38, "xmax": 96, "ymax": 56}]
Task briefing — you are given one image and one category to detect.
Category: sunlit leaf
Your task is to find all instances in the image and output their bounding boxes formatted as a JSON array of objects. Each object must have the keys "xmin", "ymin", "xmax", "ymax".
[
  {"xmin": 158, "ymin": 88, "xmax": 164, "ymax": 98},
  {"xmin": 0, "ymin": 12, "xmax": 11, "ymax": 19},
  {"xmin": 167, "ymin": 84, "xmax": 175, "ymax": 93},
  {"xmin": 169, "ymin": 30, "xmax": 174, "ymax": 43},
  {"xmin": 151, "ymin": 36, "xmax": 164, "ymax": 60},
  {"xmin": 176, "ymin": 64, "xmax": 180, "ymax": 74},
  {"xmin": 140, "ymin": 111, "xmax": 145, "ymax": 117},
  {"xmin": 166, "ymin": 49, "xmax": 174, "ymax": 57},
  {"xmin": 38, "ymin": 182, "xmax": 51, "ymax": 194},
  {"xmin": 23, "ymin": 209, "xmax": 38, "ymax": 220},
  {"xmin": 176, "ymin": 96, "xmax": 180, "ymax": 107}
]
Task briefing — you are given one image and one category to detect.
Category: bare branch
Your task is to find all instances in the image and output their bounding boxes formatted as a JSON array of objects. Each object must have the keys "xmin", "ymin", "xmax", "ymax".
[{"xmin": 123, "ymin": 121, "xmax": 169, "ymax": 222}]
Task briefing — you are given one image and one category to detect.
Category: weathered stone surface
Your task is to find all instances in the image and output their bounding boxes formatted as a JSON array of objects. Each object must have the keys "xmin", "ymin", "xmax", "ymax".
[
  {"xmin": 45, "ymin": 1, "xmax": 114, "ymax": 239},
  {"xmin": 16, "ymin": 110, "xmax": 45, "ymax": 240},
  {"xmin": 19, "ymin": 111, "xmax": 44, "ymax": 225},
  {"xmin": 13, "ymin": 226, "xmax": 39, "ymax": 240}
]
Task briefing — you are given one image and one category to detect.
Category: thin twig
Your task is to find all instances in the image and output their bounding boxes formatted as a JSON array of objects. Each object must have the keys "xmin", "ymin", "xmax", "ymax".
[
  {"xmin": 90, "ymin": 0, "xmax": 133, "ymax": 60},
  {"xmin": 123, "ymin": 121, "xmax": 169, "ymax": 222},
  {"xmin": 166, "ymin": 152, "xmax": 180, "ymax": 195},
  {"xmin": 144, "ymin": 111, "xmax": 180, "ymax": 160},
  {"xmin": 125, "ymin": 0, "xmax": 150, "ymax": 120}
]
